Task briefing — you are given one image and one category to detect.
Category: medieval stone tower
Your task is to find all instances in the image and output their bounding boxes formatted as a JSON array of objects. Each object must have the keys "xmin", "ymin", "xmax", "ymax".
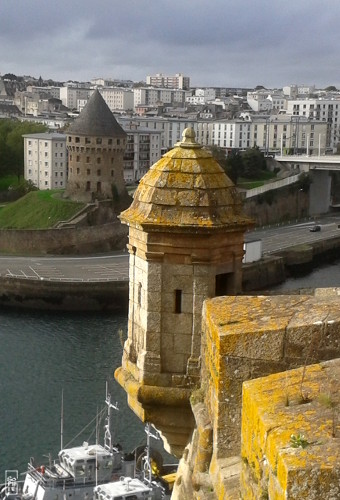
[
  {"xmin": 66, "ymin": 89, "xmax": 127, "ymax": 203},
  {"xmin": 115, "ymin": 128, "xmax": 252, "ymax": 456}
]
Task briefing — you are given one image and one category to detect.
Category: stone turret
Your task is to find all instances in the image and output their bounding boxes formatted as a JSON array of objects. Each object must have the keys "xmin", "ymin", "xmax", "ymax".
[
  {"xmin": 115, "ymin": 128, "xmax": 253, "ymax": 456},
  {"xmin": 65, "ymin": 89, "xmax": 128, "ymax": 204}
]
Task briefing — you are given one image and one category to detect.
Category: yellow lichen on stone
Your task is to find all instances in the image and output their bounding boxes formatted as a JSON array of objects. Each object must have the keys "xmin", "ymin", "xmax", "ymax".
[{"xmin": 241, "ymin": 360, "xmax": 340, "ymax": 499}]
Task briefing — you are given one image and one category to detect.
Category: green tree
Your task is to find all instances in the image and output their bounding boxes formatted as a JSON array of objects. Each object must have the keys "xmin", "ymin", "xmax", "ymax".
[
  {"xmin": 0, "ymin": 119, "xmax": 47, "ymax": 180},
  {"xmin": 209, "ymin": 145, "xmax": 245, "ymax": 184},
  {"xmin": 225, "ymin": 151, "xmax": 244, "ymax": 183},
  {"xmin": 241, "ymin": 147, "xmax": 267, "ymax": 179}
]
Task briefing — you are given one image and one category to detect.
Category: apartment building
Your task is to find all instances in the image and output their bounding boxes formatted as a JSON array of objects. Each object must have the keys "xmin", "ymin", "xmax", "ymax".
[
  {"xmin": 26, "ymin": 85, "xmax": 62, "ymax": 99},
  {"xmin": 133, "ymin": 87, "xmax": 188, "ymax": 108},
  {"xmin": 23, "ymin": 133, "xmax": 67, "ymax": 189},
  {"xmin": 59, "ymin": 86, "xmax": 91, "ymax": 110},
  {"xmin": 286, "ymin": 98, "xmax": 340, "ymax": 150},
  {"xmin": 146, "ymin": 73, "xmax": 190, "ymax": 90},
  {"xmin": 118, "ymin": 116, "xmax": 199, "ymax": 151},
  {"xmin": 96, "ymin": 87, "xmax": 134, "ymax": 112},
  {"xmin": 122, "ymin": 126, "xmax": 162, "ymax": 182},
  {"xmin": 186, "ymin": 88, "xmax": 216, "ymax": 105}
]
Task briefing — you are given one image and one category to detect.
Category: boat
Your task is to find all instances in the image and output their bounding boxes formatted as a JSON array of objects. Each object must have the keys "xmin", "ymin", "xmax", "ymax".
[
  {"xmin": 0, "ymin": 385, "xmax": 125, "ymax": 500},
  {"xmin": 93, "ymin": 424, "xmax": 176, "ymax": 500},
  {"xmin": 0, "ymin": 393, "xmax": 176, "ymax": 500}
]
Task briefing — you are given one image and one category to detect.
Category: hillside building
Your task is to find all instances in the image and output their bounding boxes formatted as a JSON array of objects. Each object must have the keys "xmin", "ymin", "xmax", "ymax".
[{"xmin": 23, "ymin": 133, "xmax": 67, "ymax": 190}]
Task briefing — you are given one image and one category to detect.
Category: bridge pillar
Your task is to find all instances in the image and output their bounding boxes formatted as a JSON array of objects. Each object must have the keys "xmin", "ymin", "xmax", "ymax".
[{"xmin": 309, "ymin": 170, "xmax": 331, "ymax": 215}]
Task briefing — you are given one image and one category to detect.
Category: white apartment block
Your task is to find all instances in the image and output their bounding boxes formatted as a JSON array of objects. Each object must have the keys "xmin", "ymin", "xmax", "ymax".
[
  {"xmin": 23, "ymin": 133, "xmax": 67, "ymax": 190},
  {"xmin": 59, "ymin": 86, "xmax": 91, "ymax": 110},
  {"xmin": 133, "ymin": 87, "xmax": 188, "ymax": 108},
  {"xmin": 96, "ymin": 87, "xmax": 134, "ymax": 112},
  {"xmin": 186, "ymin": 88, "xmax": 216, "ymax": 105},
  {"xmin": 122, "ymin": 127, "xmax": 162, "ymax": 182},
  {"xmin": 286, "ymin": 98, "xmax": 340, "ymax": 150},
  {"xmin": 247, "ymin": 91, "xmax": 273, "ymax": 112},
  {"xmin": 283, "ymin": 84, "xmax": 316, "ymax": 98},
  {"xmin": 118, "ymin": 114, "xmax": 329, "ymax": 157},
  {"xmin": 146, "ymin": 73, "xmax": 190, "ymax": 90}
]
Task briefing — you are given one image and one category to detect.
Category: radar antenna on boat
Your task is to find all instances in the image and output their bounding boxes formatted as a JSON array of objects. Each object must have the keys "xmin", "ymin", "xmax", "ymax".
[{"xmin": 104, "ymin": 382, "xmax": 119, "ymax": 452}]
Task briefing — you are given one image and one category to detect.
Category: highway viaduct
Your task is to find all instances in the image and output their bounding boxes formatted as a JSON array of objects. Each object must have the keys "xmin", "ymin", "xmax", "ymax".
[{"xmin": 275, "ymin": 154, "xmax": 340, "ymax": 215}]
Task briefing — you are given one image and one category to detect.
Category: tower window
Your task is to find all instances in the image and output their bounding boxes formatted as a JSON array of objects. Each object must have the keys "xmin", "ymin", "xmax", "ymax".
[
  {"xmin": 96, "ymin": 138, "xmax": 102, "ymax": 145},
  {"xmin": 86, "ymin": 181, "xmax": 90, "ymax": 191},
  {"xmin": 138, "ymin": 283, "xmax": 142, "ymax": 306},
  {"xmin": 97, "ymin": 169, "xmax": 101, "ymax": 176},
  {"xmin": 175, "ymin": 289, "xmax": 182, "ymax": 314}
]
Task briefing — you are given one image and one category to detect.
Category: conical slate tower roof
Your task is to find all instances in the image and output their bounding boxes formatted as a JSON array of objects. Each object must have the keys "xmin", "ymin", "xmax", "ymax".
[
  {"xmin": 67, "ymin": 89, "xmax": 126, "ymax": 137},
  {"xmin": 120, "ymin": 128, "xmax": 253, "ymax": 231}
]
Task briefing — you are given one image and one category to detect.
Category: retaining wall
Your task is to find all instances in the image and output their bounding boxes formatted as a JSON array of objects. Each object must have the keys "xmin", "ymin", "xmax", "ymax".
[{"xmin": 0, "ymin": 221, "xmax": 128, "ymax": 255}]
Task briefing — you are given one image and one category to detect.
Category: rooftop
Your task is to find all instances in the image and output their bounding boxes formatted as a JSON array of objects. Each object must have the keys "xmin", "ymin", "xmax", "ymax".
[{"xmin": 120, "ymin": 128, "xmax": 252, "ymax": 231}]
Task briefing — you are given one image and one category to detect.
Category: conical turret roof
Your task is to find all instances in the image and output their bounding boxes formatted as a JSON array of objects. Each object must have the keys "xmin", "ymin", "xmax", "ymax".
[
  {"xmin": 120, "ymin": 128, "xmax": 253, "ymax": 231},
  {"xmin": 67, "ymin": 89, "xmax": 126, "ymax": 137}
]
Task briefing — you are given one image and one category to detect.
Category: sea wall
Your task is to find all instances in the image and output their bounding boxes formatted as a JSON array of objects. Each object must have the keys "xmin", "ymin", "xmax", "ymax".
[{"xmin": 0, "ymin": 277, "xmax": 129, "ymax": 311}]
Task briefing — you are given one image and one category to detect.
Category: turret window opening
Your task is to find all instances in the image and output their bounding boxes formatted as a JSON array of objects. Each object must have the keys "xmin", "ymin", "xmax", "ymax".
[
  {"xmin": 215, "ymin": 273, "xmax": 233, "ymax": 296},
  {"xmin": 175, "ymin": 289, "xmax": 182, "ymax": 314}
]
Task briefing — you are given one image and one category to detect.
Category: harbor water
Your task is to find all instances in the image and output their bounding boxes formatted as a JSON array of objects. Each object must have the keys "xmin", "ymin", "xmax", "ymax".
[
  {"xmin": 0, "ymin": 310, "xmax": 145, "ymax": 478},
  {"xmin": 1, "ymin": 259, "xmax": 340, "ymax": 480}
]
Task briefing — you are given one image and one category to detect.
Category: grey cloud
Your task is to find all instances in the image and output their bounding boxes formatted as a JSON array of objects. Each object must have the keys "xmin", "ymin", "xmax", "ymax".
[{"xmin": 0, "ymin": 0, "xmax": 340, "ymax": 87}]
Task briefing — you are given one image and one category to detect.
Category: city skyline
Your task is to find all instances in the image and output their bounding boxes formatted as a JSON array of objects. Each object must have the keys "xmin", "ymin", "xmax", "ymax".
[{"xmin": 1, "ymin": 0, "xmax": 340, "ymax": 89}]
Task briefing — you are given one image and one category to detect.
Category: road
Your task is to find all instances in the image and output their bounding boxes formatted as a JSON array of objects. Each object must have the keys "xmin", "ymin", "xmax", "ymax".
[
  {"xmin": 1, "ymin": 214, "xmax": 340, "ymax": 281},
  {"xmin": 247, "ymin": 214, "xmax": 340, "ymax": 255},
  {"xmin": 0, "ymin": 253, "xmax": 129, "ymax": 282}
]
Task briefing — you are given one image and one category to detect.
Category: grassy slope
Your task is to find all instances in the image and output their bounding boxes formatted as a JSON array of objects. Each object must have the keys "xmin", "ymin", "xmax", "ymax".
[{"xmin": 0, "ymin": 190, "xmax": 85, "ymax": 229}]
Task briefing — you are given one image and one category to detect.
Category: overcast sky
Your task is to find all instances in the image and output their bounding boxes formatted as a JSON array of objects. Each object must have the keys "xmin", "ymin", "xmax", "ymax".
[{"xmin": 1, "ymin": 0, "xmax": 340, "ymax": 89}]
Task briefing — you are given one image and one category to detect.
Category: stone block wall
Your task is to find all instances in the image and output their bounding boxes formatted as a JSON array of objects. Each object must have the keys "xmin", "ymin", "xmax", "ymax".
[
  {"xmin": 201, "ymin": 294, "xmax": 340, "ymax": 460},
  {"xmin": 0, "ymin": 221, "xmax": 127, "ymax": 254},
  {"xmin": 173, "ymin": 293, "xmax": 340, "ymax": 499},
  {"xmin": 241, "ymin": 359, "xmax": 340, "ymax": 499}
]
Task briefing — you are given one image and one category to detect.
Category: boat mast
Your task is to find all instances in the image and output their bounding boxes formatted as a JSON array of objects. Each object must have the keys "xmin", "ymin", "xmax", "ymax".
[
  {"xmin": 104, "ymin": 382, "xmax": 119, "ymax": 452},
  {"xmin": 61, "ymin": 389, "xmax": 64, "ymax": 450}
]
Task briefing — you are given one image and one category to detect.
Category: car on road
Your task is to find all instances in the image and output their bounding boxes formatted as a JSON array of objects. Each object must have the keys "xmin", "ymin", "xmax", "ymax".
[{"xmin": 309, "ymin": 225, "xmax": 321, "ymax": 232}]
